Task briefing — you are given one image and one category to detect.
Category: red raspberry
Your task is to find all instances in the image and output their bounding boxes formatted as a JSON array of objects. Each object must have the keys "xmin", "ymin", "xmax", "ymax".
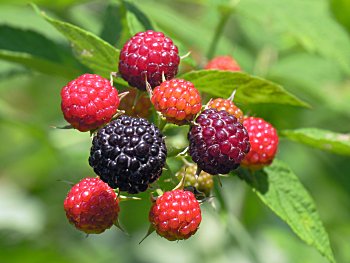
[
  {"xmin": 61, "ymin": 74, "xmax": 120, "ymax": 132},
  {"xmin": 63, "ymin": 177, "xmax": 120, "ymax": 234},
  {"xmin": 149, "ymin": 189, "xmax": 202, "ymax": 241},
  {"xmin": 205, "ymin": 55, "xmax": 241, "ymax": 71},
  {"xmin": 241, "ymin": 117, "xmax": 279, "ymax": 169},
  {"xmin": 119, "ymin": 30, "xmax": 180, "ymax": 90},
  {"xmin": 188, "ymin": 108, "xmax": 250, "ymax": 175},
  {"xmin": 208, "ymin": 98, "xmax": 244, "ymax": 123},
  {"xmin": 118, "ymin": 88, "xmax": 152, "ymax": 119},
  {"xmin": 151, "ymin": 79, "xmax": 202, "ymax": 125}
]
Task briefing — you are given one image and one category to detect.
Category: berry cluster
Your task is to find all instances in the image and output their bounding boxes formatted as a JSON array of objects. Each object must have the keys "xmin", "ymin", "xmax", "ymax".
[{"xmin": 59, "ymin": 29, "xmax": 279, "ymax": 241}]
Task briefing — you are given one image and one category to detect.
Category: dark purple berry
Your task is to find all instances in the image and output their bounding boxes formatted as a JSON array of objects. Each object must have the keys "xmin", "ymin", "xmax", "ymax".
[
  {"xmin": 89, "ymin": 115, "xmax": 167, "ymax": 194},
  {"xmin": 188, "ymin": 108, "xmax": 250, "ymax": 175}
]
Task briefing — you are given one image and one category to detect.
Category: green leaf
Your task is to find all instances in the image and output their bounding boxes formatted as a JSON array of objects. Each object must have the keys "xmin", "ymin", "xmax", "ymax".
[
  {"xmin": 137, "ymin": 1, "xmax": 234, "ymax": 55},
  {"xmin": 330, "ymin": 0, "xmax": 350, "ymax": 35},
  {"xmin": 0, "ymin": 50, "xmax": 80, "ymax": 78},
  {"xmin": 0, "ymin": 25, "xmax": 71, "ymax": 61},
  {"xmin": 33, "ymin": 4, "xmax": 119, "ymax": 77},
  {"xmin": 268, "ymin": 54, "xmax": 350, "ymax": 118},
  {"xmin": 181, "ymin": 70, "xmax": 310, "ymax": 107},
  {"xmin": 242, "ymin": 160, "xmax": 336, "ymax": 263},
  {"xmin": 100, "ymin": 2, "xmax": 131, "ymax": 48},
  {"xmin": 281, "ymin": 128, "xmax": 350, "ymax": 156},
  {"xmin": 2, "ymin": 0, "xmax": 91, "ymax": 10},
  {"xmin": 99, "ymin": 1, "xmax": 154, "ymax": 50},
  {"xmin": 237, "ymin": 0, "xmax": 350, "ymax": 75},
  {"xmin": 124, "ymin": 1, "xmax": 155, "ymax": 35},
  {"xmin": 0, "ymin": 67, "xmax": 30, "ymax": 81},
  {"xmin": 0, "ymin": 25, "xmax": 81, "ymax": 78}
]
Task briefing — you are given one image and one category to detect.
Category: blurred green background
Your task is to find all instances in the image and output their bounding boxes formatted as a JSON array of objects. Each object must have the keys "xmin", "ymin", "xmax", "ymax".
[{"xmin": 0, "ymin": 0, "xmax": 350, "ymax": 263}]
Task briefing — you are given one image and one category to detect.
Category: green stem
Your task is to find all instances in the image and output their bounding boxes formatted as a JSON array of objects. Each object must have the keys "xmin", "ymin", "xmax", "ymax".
[
  {"xmin": 207, "ymin": 10, "xmax": 231, "ymax": 59},
  {"xmin": 213, "ymin": 178, "xmax": 262, "ymax": 263},
  {"xmin": 158, "ymin": 117, "xmax": 167, "ymax": 132},
  {"xmin": 213, "ymin": 179, "xmax": 228, "ymax": 222},
  {"xmin": 252, "ymin": 45, "xmax": 277, "ymax": 77}
]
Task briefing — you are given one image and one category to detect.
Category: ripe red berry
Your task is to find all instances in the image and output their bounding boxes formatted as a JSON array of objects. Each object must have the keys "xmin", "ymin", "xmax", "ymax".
[
  {"xmin": 208, "ymin": 98, "xmax": 244, "ymax": 123},
  {"xmin": 151, "ymin": 79, "xmax": 202, "ymax": 125},
  {"xmin": 241, "ymin": 117, "xmax": 279, "ymax": 169},
  {"xmin": 61, "ymin": 74, "xmax": 120, "ymax": 132},
  {"xmin": 205, "ymin": 55, "xmax": 241, "ymax": 71},
  {"xmin": 149, "ymin": 189, "xmax": 202, "ymax": 241},
  {"xmin": 63, "ymin": 177, "xmax": 120, "ymax": 234},
  {"xmin": 118, "ymin": 88, "xmax": 152, "ymax": 119},
  {"xmin": 188, "ymin": 108, "xmax": 250, "ymax": 175},
  {"xmin": 119, "ymin": 30, "xmax": 180, "ymax": 90}
]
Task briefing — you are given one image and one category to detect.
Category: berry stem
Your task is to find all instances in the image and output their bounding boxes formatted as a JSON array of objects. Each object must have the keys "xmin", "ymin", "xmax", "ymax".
[
  {"xmin": 176, "ymin": 146, "xmax": 189, "ymax": 157},
  {"xmin": 157, "ymin": 114, "xmax": 167, "ymax": 132},
  {"xmin": 213, "ymin": 179, "xmax": 263, "ymax": 263},
  {"xmin": 252, "ymin": 45, "xmax": 277, "ymax": 77},
  {"xmin": 133, "ymin": 89, "xmax": 143, "ymax": 108},
  {"xmin": 110, "ymin": 72, "xmax": 119, "ymax": 86},
  {"xmin": 207, "ymin": 9, "xmax": 232, "ymax": 59},
  {"xmin": 226, "ymin": 214, "xmax": 263, "ymax": 263},
  {"xmin": 180, "ymin": 156, "xmax": 192, "ymax": 167},
  {"xmin": 118, "ymin": 91, "xmax": 130, "ymax": 101},
  {"xmin": 213, "ymin": 179, "xmax": 228, "ymax": 216},
  {"xmin": 173, "ymin": 171, "xmax": 186, "ymax": 191}
]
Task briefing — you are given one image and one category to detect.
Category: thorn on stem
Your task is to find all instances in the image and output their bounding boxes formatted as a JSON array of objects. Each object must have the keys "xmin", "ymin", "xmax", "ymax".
[
  {"xmin": 180, "ymin": 51, "xmax": 191, "ymax": 60},
  {"xmin": 217, "ymin": 176, "xmax": 223, "ymax": 187},
  {"xmin": 110, "ymin": 72, "xmax": 119, "ymax": 86},
  {"xmin": 50, "ymin": 124, "xmax": 73, "ymax": 130},
  {"xmin": 57, "ymin": 179, "xmax": 74, "ymax": 186},
  {"xmin": 228, "ymin": 90, "xmax": 237, "ymax": 101},
  {"xmin": 118, "ymin": 91, "xmax": 130, "ymax": 101}
]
